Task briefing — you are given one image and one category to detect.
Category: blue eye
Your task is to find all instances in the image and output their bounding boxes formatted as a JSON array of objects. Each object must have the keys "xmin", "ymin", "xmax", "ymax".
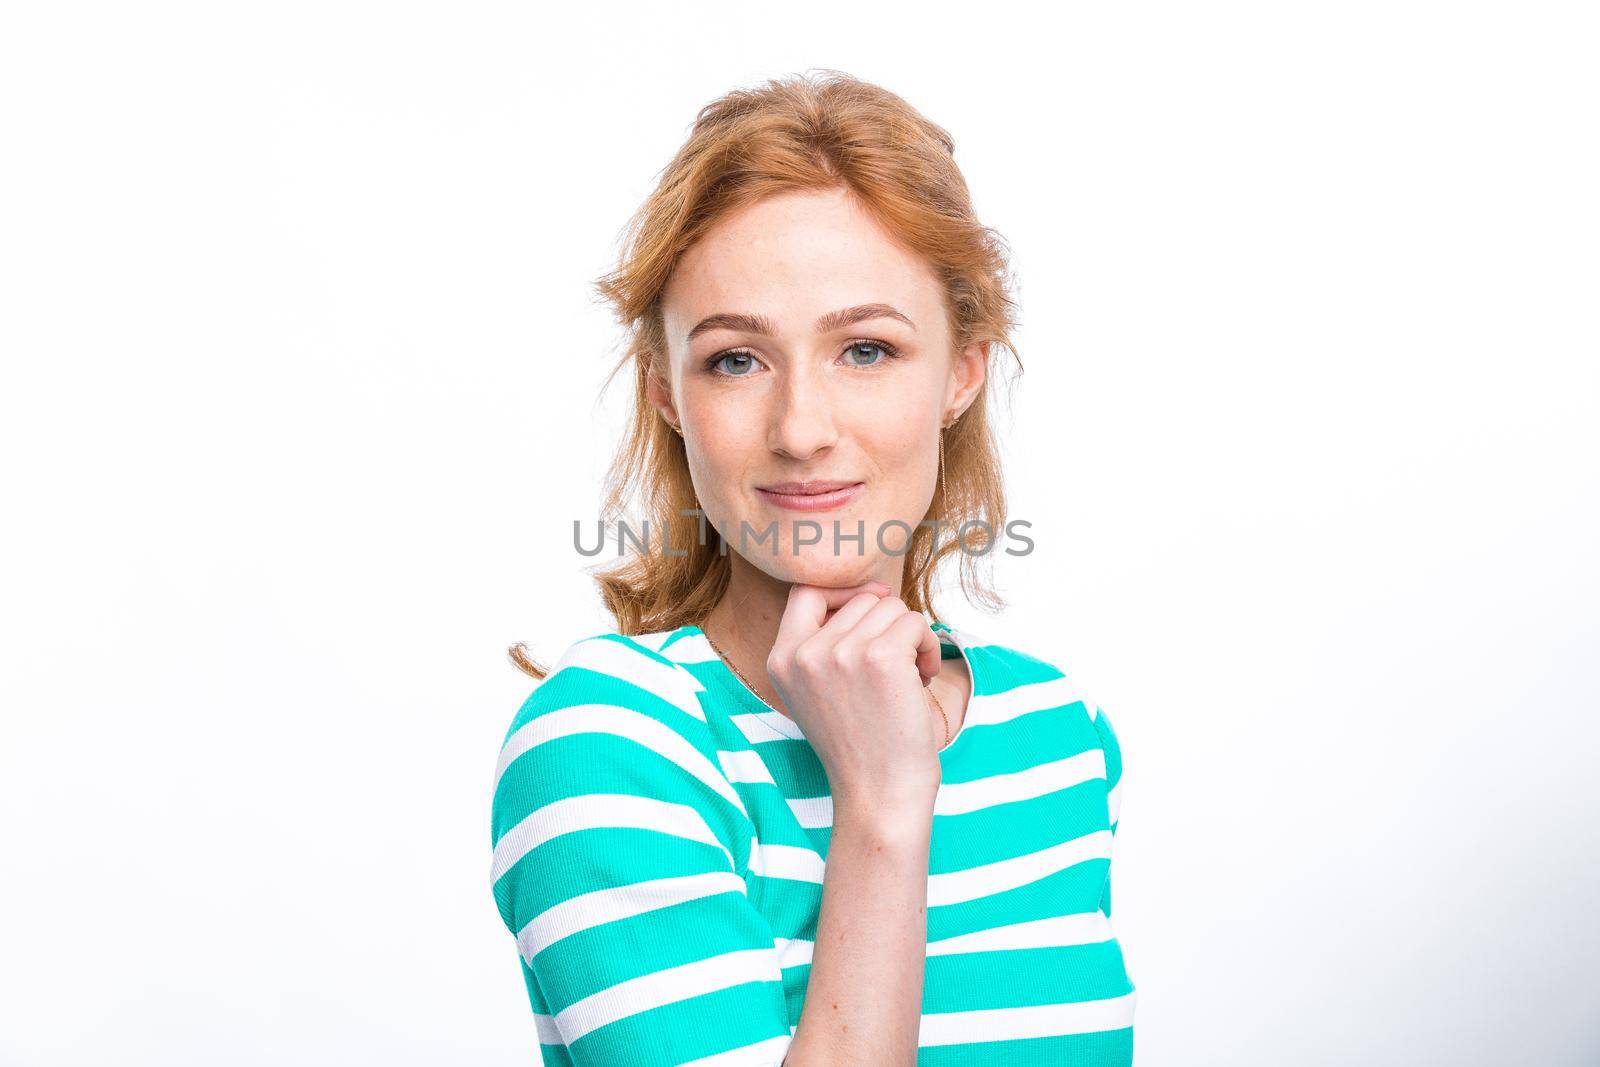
[
  {"xmin": 705, "ymin": 340, "xmax": 899, "ymax": 377},
  {"xmin": 845, "ymin": 340, "xmax": 896, "ymax": 366},
  {"xmin": 711, "ymin": 351, "xmax": 758, "ymax": 376}
]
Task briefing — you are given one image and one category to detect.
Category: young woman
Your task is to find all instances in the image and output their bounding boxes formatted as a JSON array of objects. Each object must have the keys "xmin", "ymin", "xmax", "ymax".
[{"xmin": 489, "ymin": 71, "xmax": 1135, "ymax": 1066}]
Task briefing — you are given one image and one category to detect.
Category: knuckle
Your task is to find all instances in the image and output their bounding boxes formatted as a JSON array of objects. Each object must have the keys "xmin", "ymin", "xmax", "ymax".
[
  {"xmin": 863, "ymin": 641, "xmax": 900, "ymax": 669},
  {"xmin": 792, "ymin": 641, "xmax": 824, "ymax": 674},
  {"xmin": 765, "ymin": 648, "xmax": 788, "ymax": 679}
]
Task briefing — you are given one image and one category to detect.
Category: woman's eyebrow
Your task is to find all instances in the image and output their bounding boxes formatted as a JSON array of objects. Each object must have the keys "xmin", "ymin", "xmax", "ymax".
[
  {"xmin": 686, "ymin": 303, "xmax": 916, "ymax": 343},
  {"xmin": 815, "ymin": 303, "xmax": 916, "ymax": 334}
]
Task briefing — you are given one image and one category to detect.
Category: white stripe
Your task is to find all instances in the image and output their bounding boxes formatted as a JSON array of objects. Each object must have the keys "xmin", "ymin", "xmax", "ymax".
[
  {"xmin": 492, "ymin": 793, "xmax": 733, "ymax": 885},
  {"xmin": 925, "ymin": 911, "xmax": 1114, "ymax": 956},
  {"xmin": 493, "ymin": 705, "xmax": 748, "ymax": 822},
  {"xmin": 654, "ymin": 631, "xmax": 723, "ymax": 666},
  {"xmin": 776, "ymin": 750, "xmax": 1105, "ymax": 829},
  {"xmin": 532, "ymin": 1011, "xmax": 563, "ymax": 1046},
  {"xmin": 628, "ymin": 630, "xmax": 674, "ymax": 652},
  {"xmin": 678, "ymin": 1034, "xmax": 794, "ymax": 1066},
  {"xmin": 786, "ymin": 794, "xmax": 833, "ymax": 829},
  {"xmin": 716, "ymin": 748, "xmax": 774, "ymax": 785},
  {"xmin": 555, "ymin": 946, "xmax": 784, "ymax": 1044},
  {"xmin": 917, "ymin": 990, "xmax": 1137, "ymax": 1046},
  {"xmin": 773, "ymin": 936, "xmax": 813, "ymax": 968},
  {"xmin": 939, "ymin": 624, "xmax": 985, "ymax": 653},
  {"xmin": 980, "ymin": 676, "xmax": 1085, "ymax": 726},
  {"xmin": 769, "ymin": 913, "xmax": 1111, "ymax": 970},
  {"xmin": 516, "ymin": 870, "xmax": 749, "ymax": 963},
  {"xmin": 730, "ymin": 710, "xmax": 805, "ymax": 743},
  {"xmin": 554, "ymin": 636, "xmax": 708, "ymax": 721},
  {"xmin": 747, "ymin": 842, "xmax": 826, "ymax": 883},
  {"xmin": 927, "ymin": 830, "xmax": 1114, "ymax": 907},
  {"xmin": 1106, "ymin": 781, "xmax": 1122, "ymax": 828},
  {"xmin": 934, "ymin": 750, "xmax": 1106, "ymax": 817},
  {"xmin": 744, "ymin": 828, "xmax": 1113, "ymax": 907}
]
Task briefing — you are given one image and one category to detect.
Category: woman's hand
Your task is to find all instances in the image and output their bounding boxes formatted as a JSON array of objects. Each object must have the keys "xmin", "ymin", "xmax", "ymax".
[{"xmin": 766, "ymin": 581, "xmax": 946, "ymax": 812}]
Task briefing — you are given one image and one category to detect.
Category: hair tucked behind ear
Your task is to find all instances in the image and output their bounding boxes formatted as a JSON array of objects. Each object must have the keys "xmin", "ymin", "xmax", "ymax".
[{"xmin": 510, "ymin": 68, "xmax": 1022, "ymax": 680}]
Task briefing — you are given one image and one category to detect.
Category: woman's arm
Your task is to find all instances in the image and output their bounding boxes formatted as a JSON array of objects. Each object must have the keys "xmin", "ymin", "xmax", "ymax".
[
  {"xmin": 490, "ymin": 640, "xmax": 795, "ymax": 1066},
  {"xmin": 783, "ymin": 786, "xmax": 937, "ymax": 1067},
  {"xmin": 760, "ymin": 585, "xmax": 949, "ymax": 1066},
  {"xmin": 1091, "ymin": 702, "xmax": 1123, "ymax": 918}
]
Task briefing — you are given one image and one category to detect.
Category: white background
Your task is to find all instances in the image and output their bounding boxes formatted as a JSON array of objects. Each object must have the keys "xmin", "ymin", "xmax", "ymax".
[{"xmin": 2, "ymin": 3, "xmax": 1596, "ymax": 1064}]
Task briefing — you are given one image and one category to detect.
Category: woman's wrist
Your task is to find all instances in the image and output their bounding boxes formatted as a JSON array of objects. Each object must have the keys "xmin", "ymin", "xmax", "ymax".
[{"xmin": 831, "ymin": 786, "xmax": 938, "ymax": 844}]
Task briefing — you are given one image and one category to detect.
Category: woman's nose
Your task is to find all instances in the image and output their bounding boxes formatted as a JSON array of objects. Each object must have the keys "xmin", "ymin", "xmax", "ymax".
[{"xmin": 766, "ymin": 367, "xmax": 839, "ymax": 460}]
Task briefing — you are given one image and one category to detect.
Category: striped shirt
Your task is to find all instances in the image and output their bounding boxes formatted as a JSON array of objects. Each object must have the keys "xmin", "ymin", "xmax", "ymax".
[{"xmin": 489, "ymin": 620, "xmax": 1135, "ymax": 1065}]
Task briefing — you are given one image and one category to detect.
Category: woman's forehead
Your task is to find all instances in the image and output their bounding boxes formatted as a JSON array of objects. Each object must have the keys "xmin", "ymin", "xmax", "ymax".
[{"xmin": 662, "ymin": 191, "xmax": 943, "ymax": 343}]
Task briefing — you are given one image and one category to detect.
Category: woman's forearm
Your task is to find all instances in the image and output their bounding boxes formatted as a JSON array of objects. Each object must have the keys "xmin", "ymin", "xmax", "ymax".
[{"xmin": 783, "ymin": 794, "xmax": 935, "ymax": 1066}]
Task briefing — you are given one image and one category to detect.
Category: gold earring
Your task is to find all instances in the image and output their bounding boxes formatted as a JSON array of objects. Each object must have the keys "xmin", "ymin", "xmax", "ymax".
[
  {"xmin": 939, "ymin": 430, "xmax": 947, "ymax": 506},
  {"xmin": 938, "ymin": 411, "xmax": 961, "ymax": 505},
  {"xmin": 939, "ymin": 424, "xmax": 949, "ymax": 507}
]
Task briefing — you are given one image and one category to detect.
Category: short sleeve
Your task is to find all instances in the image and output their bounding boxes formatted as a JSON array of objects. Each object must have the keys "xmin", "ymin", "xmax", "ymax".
[
  {"xmin": 489, "ymin": 635, "xmax": 793, "ymax": 1066},
  {"xmin": 1090, "ymin": 703, "xmax": 1124, "ymax": 918}
]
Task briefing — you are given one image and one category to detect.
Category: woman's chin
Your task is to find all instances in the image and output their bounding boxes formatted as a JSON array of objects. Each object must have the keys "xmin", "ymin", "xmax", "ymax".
[{"xmin": 757, "ymin": 553, "xmax": 885, "ymax": 591}]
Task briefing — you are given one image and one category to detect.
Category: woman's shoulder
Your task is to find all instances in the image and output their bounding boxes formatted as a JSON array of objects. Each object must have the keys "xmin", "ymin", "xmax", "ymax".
[
  {"xmin": 500, "ymin": 627, "xmax": 710, "ymax": 742},
  {"xmin": 491, "ymin": 626, "xmax": 743, "ymax": 828},
  {"xmin": 953, "ymin": 624, "xmax": 1124, "ymax": 777},
  {"xmin": 948, "ymin": 622, "xmax": 1084, "ymax": 693},
  {"xmin": 489, "ymin": 628, "xmax": 756, "ymax": 899}
]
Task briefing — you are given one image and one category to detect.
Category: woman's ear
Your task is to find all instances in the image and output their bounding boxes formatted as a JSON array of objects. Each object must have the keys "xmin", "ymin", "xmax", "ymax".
[
  {"xmin": 644, "ymin": 354, "xmax": 682, "ymax": 430},
  {"xmin": 946, "ymin": 339, "xmax": 990, "ymax": 418}
]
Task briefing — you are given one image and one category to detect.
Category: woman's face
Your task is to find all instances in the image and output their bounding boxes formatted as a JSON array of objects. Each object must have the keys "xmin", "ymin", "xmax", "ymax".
[{"xmin": 651, "ymin": 186, "xmax": 986, "ymax": 588}]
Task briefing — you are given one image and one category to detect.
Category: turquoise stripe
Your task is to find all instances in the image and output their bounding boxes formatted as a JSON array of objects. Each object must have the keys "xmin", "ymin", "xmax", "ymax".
[
  {"xmin": 534, "ymin": 897, "xmax": 779, "ymax": 1014},
  {"xmin": 1093, "ymin": 708, "xmax": 1124, "ymax": 789},
  {"xmin": 566, "ymin": 981, "xmax": 792, "ymax": 1065},
  {"xmin": 928, "ymin": 784, "xmax": 1111, "ymax": 874},
  {"xmin": 494, "ymin": 827, "xmax": 734, "ymax": 937},
  {"xmin": 937, "ymin": 704, "xmax": 1102, "ymax": 785},
  {"xmin": 493, "ymin": 730, "xmax": 734, "ymax": 832},
  {"xmin": 921, "ymin": 942, "xmax": 1134, "ymax": 1011},
  {"xmin": 927, "ymin": 860, "xmax": 1112, "ymax": 942},
  {"xmin": 916, "ymin": 1026, "xmax": 1133, "ymax": 1066}
]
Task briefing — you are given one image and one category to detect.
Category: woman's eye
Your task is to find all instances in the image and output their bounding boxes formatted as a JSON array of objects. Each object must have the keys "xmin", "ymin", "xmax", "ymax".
[
  {"xmin": 844, "ymin": 341, "xmax": 891, "ymax": 366},
  {"xmin": 710, "ymin": 343, "xmax": 894, "ymax": 375},
  {"xmin": 713, "ymin": 351, "xmax": 759, "ymax": 376}
]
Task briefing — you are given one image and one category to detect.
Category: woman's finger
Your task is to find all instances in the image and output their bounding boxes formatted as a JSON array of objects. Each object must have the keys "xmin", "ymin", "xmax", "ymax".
[
  {"xmin": 834, "ymin": 597, "xmax": 943, "ymax": 687},
  {"xmin": 912, "ymin": 618, "xmax": 943, "ymax": 686},
  {"xmin": 775, "ymin": 580, "xmax": 891, "ymax": 647},
  {"xmin": 814, "ymin": 591, "xmax": 888, "ymax": 639}
]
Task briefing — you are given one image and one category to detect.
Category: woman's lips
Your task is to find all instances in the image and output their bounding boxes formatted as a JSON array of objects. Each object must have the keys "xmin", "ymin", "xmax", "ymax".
[{"xmin": 755, "ymin": 481, "xmax": 865, "ymax": 512}]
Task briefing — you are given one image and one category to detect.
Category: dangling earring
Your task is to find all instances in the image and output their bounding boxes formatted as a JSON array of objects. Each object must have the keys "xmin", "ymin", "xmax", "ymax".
[
  {"xmin": 939, "ymin": 410, "xmax": 960, "ymax": 506},
  {"xmin": 939, "ymin": 426, "xmax": 948, "ymax": 506}
]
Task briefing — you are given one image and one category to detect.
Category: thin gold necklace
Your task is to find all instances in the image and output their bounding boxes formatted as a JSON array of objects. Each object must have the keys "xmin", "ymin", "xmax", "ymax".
[{"xmin": 700, "ymin": 624, "xmax": 953, "ymax": 750}]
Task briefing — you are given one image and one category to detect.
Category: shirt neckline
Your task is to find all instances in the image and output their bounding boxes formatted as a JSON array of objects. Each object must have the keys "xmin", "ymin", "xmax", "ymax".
[{"xmin": 678, "ymin": 620, "xmax": 982, "ymax": 756}]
